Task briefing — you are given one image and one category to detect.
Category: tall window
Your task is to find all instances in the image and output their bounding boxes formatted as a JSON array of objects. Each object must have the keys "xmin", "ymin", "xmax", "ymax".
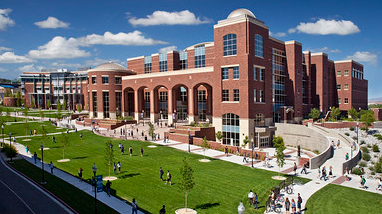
[
  {"xmin": 144, "ymin": 56, "xmax": 152, "ymax": 73},
  {"xmin": 159, "ymin": 53, "xmax": 167, "ymax": 72},
  {"xmin": 116, "ymin": 92, "xmax": 121, "ymax": 117},
  {"xmin": 222, "ymin": 68, "xmax": 229, "ymax": 80},
  {"xmin": 222, "ymin": 89, "xmax": 229, "ymax": 101},
  {"xmin": 197, "ymin": 90, "xmax": 206, "ymax": 121},
  {"xmin": 254, "ymin": 89, "xmax": 257, "ymax": 102},
  {"xmin": 260, "ymin": 90, "xmax": 264, "ymax": 102},
  {"xmin": 254, "ymin": 67, "xmax": 257, "ymax": 80},
  {"xmin": 144, "ymin": 91, "xmax": 150, "ymax": 118},
  {"xmin": 337, "ymin": 71, "xmax": 341, "ymax": 77},
  {"xmin": 255, "ymin": 34, "xmax": 263, "ymax": 57},
  {"xmin": 194, "ymin": 45, "xmax": 205, "ymax": 68},
  {"xmin": 115, "ymin": 77, "xmax": 121, "ymax": 85},
  {"xmin": 344, "ymin": 70, "xmax": 349, "ymax": 76},
  {"xmin": 159, "ymin": 91, "xmax": 168, "ymax": 119},
  {"xmin": 222, "ymin": 113, "xmax": 240, "ymax": 146},
  {"xmin": 272, "ymin": 49, "xmax": 286, "ymax": 122},
  {"xmin": 102, "ymin": 92, "xmax": 109, "ymax": 118},
  {"xmin": 223, "ymin": 34, "xmax": 237, "ymax": 56},
  {"xmin": 254, "ymin": 114, "xmax": 265, "ymax": 126},
  {"xmin": 233, "ymin": 67, "xmax": 239, "ymax": 79},
  {"xmin": 179, "ymin": 51, "xmax": 188, "ymax": 70},
  {"xmin": 233, "ymin": 89, "xmax": 239, "ymax": 101},
  {"xmin": 102, "ymin": 76, "xmax": 109, "ymax": 84},
  {"xmin": 259, "ymin": 68, "xmax": 264, "ymax": 81},
  {"xmin": 92, "ymin": 92, "xmax": 97, "ymax": 117}
]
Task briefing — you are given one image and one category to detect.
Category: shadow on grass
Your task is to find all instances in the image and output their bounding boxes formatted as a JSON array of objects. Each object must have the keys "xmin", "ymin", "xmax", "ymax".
[
  {"xmin": 72, "ymin": 156, "xmax": 87, "ymax": 160},
  {"xmin": 194, "ymin": 202, "xmax": 220, "ymax": 210},
  {"xmin": 119, "ymin": 173, "xmax": 140, "ymax": 179}
]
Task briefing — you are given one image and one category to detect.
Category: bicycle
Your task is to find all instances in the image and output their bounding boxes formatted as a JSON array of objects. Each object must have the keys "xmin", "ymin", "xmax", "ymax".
[
  {"xmin": 266, "ymin": 202, "xmax": 281, "ymax": 213},
  {"xmin": 275, "ymin": 194, "xmax": 285, "ymax": 204}
]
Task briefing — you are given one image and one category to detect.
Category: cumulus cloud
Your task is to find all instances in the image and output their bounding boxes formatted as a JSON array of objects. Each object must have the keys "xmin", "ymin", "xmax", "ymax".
[
  {"xmin": 34, "ymin": 17, "xmax": 70, "ymax": 29},
  {"xmin": 159, "ymin": 46, "xmax": 177, "ymax": 54},
  {"xmin": 0, "ymin": 52, "xmax": 35, "ymax": 63},
  {"xmin": 288, "ymin": 19, "xmax": 360, "ymax": 35},
  {"xmin": 0, "ymin": 8, "xmax": 15, "ymax": 30},
  {"xmin": 17, "ymin": 64, "xmax": 44, "ymax": 72},
  {"xmin": 28, "ymin": 31, "xmax": 166, "ymax": 59},
  {"xmin": 129, "ymin": 10, "xmax": 212, "ymax": 26},
  {"xmin": 0, "ymin": 46, "xmax": 12, "ymax": 53},
  {"xmin": 346, "ymin": 51, "xmax": 377, "ymax": 64},
  {"xmin": 306, "ymin": 46, "xmax": 341, "ymax": 53},
  {"xmin": 84, "ymin": 58, "xmax": 122, "ymax": 67}
]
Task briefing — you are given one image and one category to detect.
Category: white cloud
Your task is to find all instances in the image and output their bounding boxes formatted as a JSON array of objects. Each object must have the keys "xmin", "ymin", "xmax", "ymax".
[
  {"xmin": 0, "ymin": 52, "xmax": 35, "ymax": 63},
  {"xmin": 274, "ymin": 32, "xmax": 286, "ymax": 37},
  {"xmin": 17, "ymin": 64, "xmax": 40, "ymax": 72},
  {"xmin": 306, "ymin": 47, "xmax": 341, "ymax": 53},
  {"xmin": 50, "ymin": 62, "xmax": 82, "ymax": 68},
  {"xmin": 129, "ymin": 10, "xmax": 212, "ymax": 26},
  {"xmin": 159, "ymin": 46, "xmax": 177, "ymax": 54},
  {"xmin": 0, "ymin": 8, "xmax": 15, "ymax": 30},
  {"xmin": 28, "ymin": 31, "xmax": 166, "ymax": 59},
  {"xmin": 346, "ymin": 51, "xmax": 377, "ymax": 64},
  {"xmin": 84, "ymin": 58, "xmax": 122, "ymax": 67},
  {"xmin": 34, "ymin": 17, "xmax": 70, "ymax": 29},
  {"xmin": 0, "ymin": 67, "xmax": 7, "ymax": 72},
  {"xmin": 0, "ymin": 46, "xmax": 12, "ymax": 53},
  {"xmin": 288, "ymin": 19, "xmax": 360, "ymax": 35}
]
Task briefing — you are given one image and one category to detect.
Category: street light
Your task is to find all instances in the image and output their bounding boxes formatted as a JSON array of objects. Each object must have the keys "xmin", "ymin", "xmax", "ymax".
[
  {"xmin": 40, "ymin": 143, "xmax": 46, "ymax": 184},
  {"xmin": 9, "ymin": 132, "xmax": 12, "ymax": 162},
  {"xmin": 1, "ymin": 125, "xmax": 4, "ymax": 147},
  {"xmin": 251, "ymin": 138, "xmax": 254, "ymax": 168},
  {"xmin": 356, "ymin": 121, "xmax": 359, "ymax": 145},
  {"xmin": 92, "ymin": 163, "xmax": 98, "ymax": 214},
  {"xmin": 188, "ymin": 128, "xmax": 191, "ymax": 153}
]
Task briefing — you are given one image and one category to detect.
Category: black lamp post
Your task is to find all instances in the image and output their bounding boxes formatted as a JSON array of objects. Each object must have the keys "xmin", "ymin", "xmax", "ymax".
[
  {"xmin": 92, "ymin": 163, "xmax": 98, "ymax": 214},
  {"xmin": 188, "ymin": 128, "xmax": 191, "ymax": 153},
  {"xmin": 357, "ymin": 121, "xmax": 359, "ymax": 145},
  {"xmin": 1, "ymin": 125, "xmax": 4, "ymax": 147},
  {"xmin": 251, "ymin": 138, "xmax": 254, "ymax": 168},
  {"xmin": 9, "ymin": 132, "xmax": 12, "ymax": 162},
  {"xmin": 40, "ymin": 144, "xmax": 46, "ymax": 184}
]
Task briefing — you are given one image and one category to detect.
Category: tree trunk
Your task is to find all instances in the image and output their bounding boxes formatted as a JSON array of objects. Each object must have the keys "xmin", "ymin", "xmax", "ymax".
[
  {"xmin": 63, "ymin": 148, "xmax": 65, "ymax": 159},
  {"xmin": 109, "ymin": 165, "xmax": 111, "ymax": 177},
  {"xmin": 185, "ymin": 191, "xmax": 188, "ymax": 211}
]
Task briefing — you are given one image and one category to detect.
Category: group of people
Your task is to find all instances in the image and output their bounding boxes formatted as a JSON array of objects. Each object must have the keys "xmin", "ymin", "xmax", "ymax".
[
  {"xmin": 113, "ymin": 161, "xmax": 122, "ymax": 174},
  {"xmin": 284, "ymin": 193, "xmax": 303, "ymax": 214},
  {"xmin": 159, "ymin": 167, "xmax": 172, "ymax": 185},
  {"xmin": 247, "ymin": 190, "xmax": 259, "ymax": 209},
  {"xmin": 318, "ymin": 166, "xmax": 334, "ymax": 181}
]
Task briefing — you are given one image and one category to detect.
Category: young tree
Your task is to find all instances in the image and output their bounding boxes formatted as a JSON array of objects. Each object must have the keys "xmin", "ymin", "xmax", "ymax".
[
  {"xmin": 308, "ymin": 108, "xmax": 320, "ymax": 121},
  {"xmin": 360, "ymin": 110, "xmax": 375, "ymax": 129},
  {"xmin": 31, "ymin": 99, "xmax": 35, "ymax": 108},
  {"xmin": 57, "ymin": 101, "xmax": 62, "ymax": 111},
  {"xmin": 47, "ymin": 100, "xmax": 51, "ymax": 110},
  {"xmin": 63, "ymin": 100, "xmax": 67, "ymax": 110},
  {"xmin": 39, "ymin": 110, "xmax": 44, "ymax": 120},
  {"xmin": 23, "ymin": 107, "xmax": 29, "ymax": 119},
  {"xmin": 41, "ymin": 125, "xmax": 48, "ymax": 146},
  {"xmin": 85, "ymin": 103, "xmax": 89, "ymax": 111},
  {"xmin": 347, "ymin": 107, "xmax": 359, "ymax": 120},
  {"xmin": 0, "ymin": 106, "xmax": 3, "ymax": 116},
  {"xmin": 215, "ymin": 131, "xmax": 223, "ymax": 142},
  {"xmin": 201, "ymin": 136, "xmax": 210, "ymax": 157},
  {"xmin": 77, "ymin": 104, "xmax": 82, "ymax": 113},
  {"xmin": 179, "ymin": 158, "xmax": 195, "ymax": 212},
  {"xmin": 59, "ymin": 132, "xmax": 70, "ymax": 160},
  {"xmin": 24, "ymin": 120, "xmax": 29, "ymax": 135},
  {"xmin": 148, "ymin": 123, "xmax": 155, "ymax": 140},
  {"xmin": 5, "ymin": 108, "xmax": 10, "ymax": 122},
  {"xmin": 104, "ymin": 141, "xmax": 115, "ymax": 177},
  {"xmin": 330, "ymin": 106, "xmax": 340, "ymax": 121},
  {"xmin": 273, "ymin": 136, "xmax": 286, "ymax": 176},
  {"xmin": 242, "ymin": 135, "xmax": 250, "ymax": 148}
]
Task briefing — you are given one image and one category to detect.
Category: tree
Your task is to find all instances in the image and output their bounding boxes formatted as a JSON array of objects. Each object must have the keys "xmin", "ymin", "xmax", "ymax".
[
  {"xmin": 360, "ymin": 110, "xmax": 375, "ymax": 128},
  {"xmin": 5, "ymin": 108, "xmax": 10, "ymax": 122},
  {"xmin": 104, "ymin": 141, "xmax": 114, "ymax": 177},
  {"xmin": 57, "ymin": 101, "xmax": 62, "ymax": 111},
  {"xmin": 23, "ymin": 107, "xmax": 29, "ymax": 119},
  {"xmin": 308, "ymin": 108, "xmax": 320, "ymax": 121},
  {"xmin": 41, "ymin": 125, "xmax": 48, "ymax": 146},
  {"xmin": 0, "ymin": 117, "xmax": 5, "ymax": 141},
  {"xmin": 215, "ymin": 131, "xmax": 223, "ymax": 142},
  {"xmin": 347, "ymin": 107, "xmax": 359, "ymax": 120},
  {"xmin": 179, "ymin": 158, "xmax": 195, "ymax": 212},
  {"xmin": 242, "ymin": 135, "xmax": 250, "ymax": 148},
  {"xmin": 47, "ymin": 100, "xmax": 51, "ymax": 110},
  {"xmin": 63, "ymin": 100, "xmax": 67, "ymax": 110},
  {"xmin": 0, "ymin": 106, "xmax": 3, "ymax": 116},
  {"xmin": 148, "ymin": 123, "xmax": 155, "ymax": 140},
  {"xmin": 31, "ymin": 99, "xmax": 35, "ymax": 108},
  {"xmin": 201, "ymin": 136, "xmax": 210, "ymax": 158},
  {"xmin": 330, "ymin": 106, "xmax": 340, "ymax": 121},
  {"xmin": 273, "ymin": 136, "xmax": 286, "ymax": 176},
  {"xmin": 59, "ymin": 132, "xmax": 70, "ymax": 160},
  {"xmin": 39, "ymin": 110, "xmax": 44, "ymax": 120},
  {"xmin": 77, "ymin": 104, "xmax": 82, "ymax": 112},
  {"xmin": 85, "ymin": 103, "xmax": 89, "ymax": 111}
]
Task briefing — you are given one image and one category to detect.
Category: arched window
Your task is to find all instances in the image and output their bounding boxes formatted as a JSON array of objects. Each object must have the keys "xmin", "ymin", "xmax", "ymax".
[
  {"xmin": 255, "ymin": 34, "xmax": 263, "ymax": 57},
  {"xmin": 222, "ymin": 113, "xmax": 240, "ymax": 146},
  {"xmin": 223, "ymin": 34, "xmax": 237, "ymax": 56}
]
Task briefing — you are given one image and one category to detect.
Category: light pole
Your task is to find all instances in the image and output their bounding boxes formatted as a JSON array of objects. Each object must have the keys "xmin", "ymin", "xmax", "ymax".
[
  {"xmin": 40, "ymin": 143, "xmax": 46, "ymax": 184},
  {"xmin": 251, "ymin": 138, "xmax": 254, "ymax": 168},
  {"xmin": 188, "ymin": 128, "xmax": 191, "ymax": 153},
  {"xmin": 9, "ymin": 133, "xmax": 12, "ymax": 162},
  {"xmin": 357, "ymin": 121, "xmax": 359, "ymax": 145},
  {"xmin": 92, "ymin": 163, "xmax": 98, "ymax": 214},
  {"xmin": 1, "ymin": 125, "xmax": 4, "ymax": 147},
  {"xmin": 141, "ymin": 110, "xmax": 144, "ymax": 126}
]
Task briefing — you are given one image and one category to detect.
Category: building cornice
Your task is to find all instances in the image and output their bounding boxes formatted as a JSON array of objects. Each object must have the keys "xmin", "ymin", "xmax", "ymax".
[
  {"xmin": 122, "ymin": 66, "xmax": 214, "ymax": 80},
  {"xmin": 269, "ymin": 36, "xmax": 284, "ymax": 44},
  {"xmin": 214, "ymin": 15, "xmax": 269, "ymax": 30},
  {"xmin": 334, "ymin": 60, "xmax": 364, "ymax": 67},
  {"xmin": 126, "ymin": 56, "xmax": 144, "ymax": 62}
]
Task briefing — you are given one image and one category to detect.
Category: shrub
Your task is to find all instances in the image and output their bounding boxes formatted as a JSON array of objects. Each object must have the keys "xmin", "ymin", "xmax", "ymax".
[
  {"xmin": 361, "ymin": 146, "xmax": 369, "ymax": 153},
  {"xmin": 352, "ymin": 136, "xmax": 357, "ymax": 141},
  {"xmin": 362, "ymin": 153, "xmax": 371, "ymax": 161},
  {"xmin": 358, "ymin": 161, "xmax": 367, "ymax": 167},
  {"xmin": 360, "ymin": 140, "xmax": 366, "ymax": 145},
  {"xmin": 367, "ymin": 144, "xmax": 372, "ymax": 148},
  {"xmin": 373, "ymin": 144, "xmax": 380, "ymax": 152},
  {"xmin": 349, "ymin": 126, "xmax": 355, "ymax": 131},
  {"xmin": 345, "ymin": 133, "xmax": 350, "ymax": 136},
  {"xmin": 375, "ymin": 157, "xmax": 382, "ymax": 173},
  {"xmin": 371, "ymin": 172, "xmax": 376, "ymax": 175},
  {"xmin": 313, "ymin": 150, "xmax": 320, "ymax": 155},
  {"xmin": 352, "ymin": 167, "xmax": 365, "ymax": 175},
  {"xmin": 369, "ymin": 166, "xmax": 374, "ymax": 171},
  {"xmin": 2, "ymin": 143, "xmax": 17, "ymax": 158}
]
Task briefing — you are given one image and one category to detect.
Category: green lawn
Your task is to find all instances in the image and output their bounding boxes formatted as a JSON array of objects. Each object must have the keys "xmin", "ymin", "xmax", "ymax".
[
  {"xmin": 15, "ymin": 129, "xmax": 309, "ymax": 214},
  {"xmin": 305, "ymin": 184, "xmax": 382, "ymax": 214},
  {"xmin": 10, "ymin": 159, "xmax": 119, "ymax": 214},
  {"xmin": 2, "ymin": 119, "xmax": 68, "ymax": 137}
]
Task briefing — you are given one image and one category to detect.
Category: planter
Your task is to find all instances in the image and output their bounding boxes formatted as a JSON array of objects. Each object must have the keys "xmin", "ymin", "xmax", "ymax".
[{"xmin": 175, "ymin": 208, "xmax": 197, "ymax": 214}]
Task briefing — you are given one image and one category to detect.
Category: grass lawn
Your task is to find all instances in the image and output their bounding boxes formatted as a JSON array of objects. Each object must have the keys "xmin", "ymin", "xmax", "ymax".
[
  {"xmin": 2, "ymin": 119, "xmax": 68, "ymax": 137},
  {"xmin": 2, "ymin": 116, "xmax": 32, "ymax": 122},
  {"xmin": 16, "ymin": 129, "xmax": 309, "ymax": 214},
  {"xmin": 10, "ymin": 159, "xmax": 119, "ymax": 214},
  {"xmin": 305, "ymin": 184, "xmax": 382, "ymax": 214}
]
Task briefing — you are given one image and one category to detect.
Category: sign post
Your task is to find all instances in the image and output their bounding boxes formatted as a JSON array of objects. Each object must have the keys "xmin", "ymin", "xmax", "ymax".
[{"xmin": 96, "ymin": 175, "xmax": 103, "ymax": 192}]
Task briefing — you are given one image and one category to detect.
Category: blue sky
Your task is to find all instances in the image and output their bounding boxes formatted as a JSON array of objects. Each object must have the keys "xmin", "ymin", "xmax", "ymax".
[{"xmin": 0, "ymin": 0, "xmax": 381, "ymax": 98}]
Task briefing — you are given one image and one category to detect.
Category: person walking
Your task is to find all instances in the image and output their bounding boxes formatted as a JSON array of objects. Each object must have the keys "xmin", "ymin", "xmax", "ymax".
[
  {"xmin": 131, "ymin": 198, "xmax": 138, "ymax": 214},
  {"xmin": 117, "ymin": 161, "xmax": 121, "ymax": 173},
  {"xmin": 26, "ymin": 145, "xmax": 29, "ymax": 154},
  {"xmin": 297, "ymin": 193, "xmax": 302, "ymax": 213},
  {"xmin": 78, "ymin": 167, "xmax": 83, "ymax": 182},
  {"xmin": 121, "ymin": 145, "xmax": 125, "ymax": 155},
  {"xmin": 376, "ymin": 178, "xmax": 382, "ymax": 191},
  {"xmin": 291, "ymin": 199, "xmax": 296, "ymax": 214},
  {"xmin": 329, "ymin": 166, "xmax": 333, "ymax": 178},
  {"xmin": 300, "ymin": 163, "xmax": 307, "ymax": 174},
  {"xmin": 285, "ymin": 197, "xmax": 290, "ymax": 214},
  {"xmin": 80, "ymin": 133, "xmax": 83, "ymax": 140},
  {"xmin": 160, "ymin": 167, "xmax": 164, "ymax": 181},
  {"xmin": 321, "ymin": 166, "xmax": 327, "ymax": 181},
  {"xmin": 106, "ymin": 180, "xmax": 112, "ymax": 197},
  {"xmin": 53, "ymin": 136, "xmax": 56, "ymax": 143},
  {"xmin": 317, "ymin": 166, "xmax": 321, "ymax": 179},
  {"xmin": 243, "ymin": 153, "xmax": 247, "ymax": 163},
  {"xmin": 253, "ymin": 192, "xmax": 258, "ymax": 209},
  {"xmin": 33, "ymin": 152, "xmax": 37, "ymax": 164},
  {"xmin": 49, "ymin": 161, "xmax": 54, "ymax": 174},
  {"xmin": 224, "ymin": 146, "xmax": 228, "ymax": 156},
  {"xmin": 165, "ymin": 170, "xmax": 172, "ymax": 185},
  {"xmin": 337, "ymin": 140, "xmax": 341, "ymax": 149},
  {"xmin": 129, "ymin": 146, "xmax": 133, "ymax": 156},
  {"xmin": 119, "ymin": 143, "xmax": 122, "ymax": 151},
  {"xmin": 140, "ymin": 147, "xmax": 143, "ymax": 157},
  {"xmin": 293, "ymin": 162, "xmax": 297, "ymax": 176},
  {"xmin": 248, "ymin": 190, "xmax": 254, "ymax": 206},
  {"xmin": 345, "ymin": 152, "xmax": 349, "ymax": 160},
  {"xmin": 159, "ymin": 205, "xmax": 166, "ymax": 214},
  {"xmin": 113, "ymin": 163, "xmax": 117, "ymax": 174}
]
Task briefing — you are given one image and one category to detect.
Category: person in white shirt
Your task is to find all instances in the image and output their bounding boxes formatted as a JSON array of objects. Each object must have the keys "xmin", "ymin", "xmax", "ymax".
[{"xmin": 248, "ymin": 190, "xmax": 254, "ymax": 206}]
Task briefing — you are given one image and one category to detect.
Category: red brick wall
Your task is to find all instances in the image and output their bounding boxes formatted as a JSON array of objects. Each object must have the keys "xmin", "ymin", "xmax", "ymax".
[
  {"xmin": 3, "ymin": 97, "xmax": 17, "ymax": 107},
  {"xmin": 372, "ymin": 108, "xmax": 382, "ymax": 121}
]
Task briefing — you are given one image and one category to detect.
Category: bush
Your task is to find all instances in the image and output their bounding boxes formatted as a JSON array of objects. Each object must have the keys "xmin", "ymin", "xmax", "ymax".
[
  {"xmin": 313, "ymin": 150, "xmax": 320, "ymax": 155},
  {"xmin": 345, "ymin": 133, "xmax": 350, "ymax": 136},
  {"xmin": 375, "ymin": 157, "xmax": 382, "ymax": 173},
  {"xmin": 349, "ymin": 126, "xmax": 355, "ymax": 131},
  {"xmin": 371, "ymin": 172, "xmax": 376, "ymax": 175},
  {"xmin": 2, "ymin": 143, "xmax": 17, "ymax": 158},
  {"xmin": 367, "ymin": 144, "xmax": 372, "ymax": 148},
  {"xmin": 373, "ymin": 144, "xmax": 380, "ymax": 152},
  {"xmin": 369, "ymin": 166, "xmax": 374, "ymax": 171},
  {"xmin": 358, "ymin": 161, "xmax": 367, "ymax": 167},
  {"xmin": 374, "ymin": 134, "xmax": 382, "ymax": 141},
  {"xmin": 352, "ymin": 136, "xmax": 357, "ymax": 141},
  {"xmin": 360, "ymin": 140, "xmax": 366, "ymax": 145},
  {"xmin": 352, "ymin": 167, "xmax": 365, "ymax": 175},
  {"xmin": 362, "ymin": 153, "xmax": 371, "ymax": 161},
  {"xmin": 361, "ymin": 146, "xmax": 369, "ymax": 153}
]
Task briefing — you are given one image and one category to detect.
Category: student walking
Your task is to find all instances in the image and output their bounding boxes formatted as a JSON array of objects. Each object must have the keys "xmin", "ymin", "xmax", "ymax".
[
  {"xmin": 140, "ymin": 147, "xmax": 143, "ymax": 157},
  {"xmin": 291, "ymin": 199, "xmax": 296, "ymax": 214},
  {"xmin": 80, "ymin": 133, "xmax": 83, "ymax": 140},
  {"xmin": 106, "ymin": 180, "xmax": 112, "ymax": 197},
  {"xmin": 321, "ymin": 166, "xmax": 327, "ymax": 181},
  {"xmin": 159, "ymin": 205, "xmax": 166, "ymax": 214},
  {"xmin": 25, "ymin": 145, "xmax": 29, "ymax": 154},
  {"xmin": 253, "ymin": 192, "xmax": 258, "ymax": 209},
  {"xmin": 113, "ymin": 163, "xmax": 117, "ymax": 174},
  {"xmin": 300, "ymin": 163, "xmax": 307, "ymax": 174},
  {"xmin": 78, "ymin": 167, "xmax": 83, "ymax": 182},
  {"xmin": 329, "ymin": 166, "xmax": 333, "ymax": 178},
  {"xmin": 297, "ymin": 193, "xmax": 302, "ymax": 213},
  {"xmin": 117, "ymin": 161, "xmax": 121, "ymax": 173},
  {"xmin": 160, "ymin": 167, "xmax": 164, "ymax": 181},
  {"xmin": 129, "ymin": 146, "xmax": 133, "ymax": 156},
  {"xmin": 49, "ymin": 161, "xmax": 54, "ymax": 174},
  {"xmin": 243, "ymin": 153, "xmax": 247, "ymax": 163},
  {"xmin": 248, "ymin": 190, "xmax": 254, "ymax": 206},
  {"xmin": 317, "ymin": 166, "xmax": 321, "ymax": 179},
  {"xmin": 285, "ymin": 197, "xmax": 290, "ymax": 214},
  {"xmin": 33, "ymin": 152, "xmax": 37, "ymax": 164},
  {"xmin": 293, "ymin": 162, "xmax": 297, "ymax": 176},
  {"xmin": 131, "ymin": 198, "xmax": 138, "ymax": 214},
  {"xmin": 224, "ymin": 146, "xmax": 228, "ymax": 156},
  {"xmin": 165, "ymin": 170, "xmax": 172, "ymax": 185}
]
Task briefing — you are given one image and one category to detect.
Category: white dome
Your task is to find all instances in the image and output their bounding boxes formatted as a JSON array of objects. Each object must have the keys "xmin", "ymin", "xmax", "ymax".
[
  {"xmin": 228, "ymin": 9, "xmax": 256, "ymax": 19},
  {"xmin": 93, "ymin": 62, "xmax": 127, "ymax": 71}
]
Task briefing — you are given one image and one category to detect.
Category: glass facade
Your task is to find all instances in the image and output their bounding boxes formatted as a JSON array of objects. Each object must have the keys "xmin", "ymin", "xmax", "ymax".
[
  {"xmin": 179, "ymin": 51, "xmax": 188, "ymax": 70},
  {"xmin": 102, "ymin": 92, "xmax": 109, "ymax": 118},
  {"xmin": 197, "ymin": 90, "xmax": 206, "ymax": 121},
  {"xmin": 255, "ymin": 34, "xmax": 263, "ymax": 57},
  {"xmin": 144, "ymin": 91, "xmax": 150, "ymax": 118},
  {"xmin": 194, "ymin": 45, "xmax": 205, "ymax": 68},
  {"xmin": 159, "ymin": 91, "xmax": 168, "ymax": 119},
  {"xmin": 92, "ymin": 92, "xmax": 97, "ymax": 117},
  {"xmin": 144, "ymin": 56, "xmax": 152, "ymax": 73},
  {"xmin": 223, "ymin": 34, "xmax": 237, "ymax": 56},
  {"xmin": 116, "ymin": 92, "xmax": 121, "ymax": 117},
  {"xmin": 222, "ymin": 113, "xmax": 240, "ymax": 146},
  {"xmin": 272, "ymin": 49, "xmax": 286, "ymax": 121},
  {"xmin": 159, "ymin": 53, "xmax": 167, "ymax": 72}
]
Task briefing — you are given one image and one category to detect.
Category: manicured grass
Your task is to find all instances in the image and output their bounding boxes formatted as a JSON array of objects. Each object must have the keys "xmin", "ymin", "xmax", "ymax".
[
  {"xmin": 10, "ymin": 159, "xmax": 119, "ymax": 214},
  {"xmin": 3, "ymin": 119, "xmax": 66, "ymax": 137},
  {"xmin": 305, "ymin": 184, "xmax": 382, "ymax": 214},
  {"xmin": 16, "ymin": 129, "xmax": 309, "ymax": 213},
  {"xmin": 2, "ymin": 116, "xmax": 32, "ymax": 122}
]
